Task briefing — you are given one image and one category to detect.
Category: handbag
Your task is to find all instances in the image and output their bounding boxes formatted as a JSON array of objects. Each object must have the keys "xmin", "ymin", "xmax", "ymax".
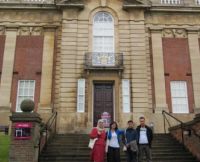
[
  {"xmin": 130, "ymin": 140, "xmax": 138, "ymax": 152},
  {"xmin": 88, "ymin": 138, "xmax": 98, "ymax": 149},
  {"xmin": 123, "ymin": 145, "xmax": 127, "ymax": 152}
]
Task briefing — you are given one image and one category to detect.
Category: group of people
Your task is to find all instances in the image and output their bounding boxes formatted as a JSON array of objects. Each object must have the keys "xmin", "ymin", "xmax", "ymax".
[{"xmin": 89, "ymin": 116, "xmax": 153, "ymax": 162}]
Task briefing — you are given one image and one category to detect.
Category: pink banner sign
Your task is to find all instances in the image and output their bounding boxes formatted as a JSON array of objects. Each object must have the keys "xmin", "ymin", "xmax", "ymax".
[{"xmin": 15, "ymin": 122, "xmax": 32, "ymax": 128}]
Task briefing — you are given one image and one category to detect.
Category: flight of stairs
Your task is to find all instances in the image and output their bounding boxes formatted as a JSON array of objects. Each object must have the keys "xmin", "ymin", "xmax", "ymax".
[{"xmin": 39, "ymin": 133, "xmax": 199, "ymax": 162}]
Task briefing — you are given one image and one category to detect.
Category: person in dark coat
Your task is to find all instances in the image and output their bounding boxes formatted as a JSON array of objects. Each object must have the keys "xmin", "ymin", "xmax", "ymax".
[
  {"xmin": 136, "ymin": 116, "xmax": 153, "ymax": 162},
  {"xmin": 123, "ymin": 120, "xmax": 138, "ymax": 162}
]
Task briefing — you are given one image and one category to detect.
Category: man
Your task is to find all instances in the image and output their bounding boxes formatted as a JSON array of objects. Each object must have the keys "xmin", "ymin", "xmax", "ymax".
[
  {"xmin": 123, "ymin": 120, "xmax": 138, "ymax": 162},
  {"xmin": 136, "ymin": 116, "xmax": 153, "ymax": 162}
]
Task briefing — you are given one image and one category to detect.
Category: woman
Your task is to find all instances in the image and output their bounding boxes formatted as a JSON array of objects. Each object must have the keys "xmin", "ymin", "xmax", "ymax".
[
  {"xmin": 106, "ymin": 121, "xmax": 124, "ymax": 162},
  {"xmin": 89, "ymin": 119, "xmax": 106, "ymax": 162}
]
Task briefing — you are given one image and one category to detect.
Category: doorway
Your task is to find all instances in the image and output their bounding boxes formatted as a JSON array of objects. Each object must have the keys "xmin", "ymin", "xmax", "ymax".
[{"xmin": 93, "ymin": 83, "xmax": 114, "ymax": 127}]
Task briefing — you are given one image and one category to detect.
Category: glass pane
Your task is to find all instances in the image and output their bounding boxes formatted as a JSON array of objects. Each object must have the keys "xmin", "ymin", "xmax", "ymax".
[
  {"xmin": 19, "ymin": 81, "xmax": 25, "ymax": 88},
  {"xmin": 29, "ymin": 88, "xmax": 34, "ymax": 96},
  {"xmin": 93, "ymin": 12, "xmax": 114, "ymax": 53},
  {"xmin": 171, "ymin": 81, "xmax": 189, "ymax": 113},
  {"xmin": 24, "ymin": 88, "xmax": 29, "ymax": 96},
  {"xmin": 78, "ymin": 96, "xmax": 84, "ymax": 103},
  {"xmin": 19, "ymin": 88, "xmax": 24, "ymax": 96}
]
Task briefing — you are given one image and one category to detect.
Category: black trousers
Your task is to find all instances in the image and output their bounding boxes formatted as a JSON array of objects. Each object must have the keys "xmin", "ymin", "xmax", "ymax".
[
  {"xmin": 107, "ymin": 146, "xmax": 121, "ymax": 162},
  {"xmin": 126, "ymin": 148, "xmax": 137, "ymax": 162}
]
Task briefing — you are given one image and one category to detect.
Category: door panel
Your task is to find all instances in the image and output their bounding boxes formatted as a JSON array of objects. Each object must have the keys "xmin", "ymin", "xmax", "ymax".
[{"xmin": 93, "ymin": 83, "xmax": 113, "ymax": 127}]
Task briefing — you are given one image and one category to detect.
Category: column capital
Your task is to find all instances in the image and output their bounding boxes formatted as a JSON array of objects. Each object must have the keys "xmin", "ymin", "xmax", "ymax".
[
  {"xmin": 5, "ymin": 26, "xmax": 18, "ymax": 32},
  {"xmin": 186, "ymin": 27, "xmax": 199, "ymax": 34},
  {"xmin": 0, "ymin": 26, "xmax": 5, "ymax": 35},
  {"xmin": 43, "ymin": 25, "xmax": 58, "ymax": 32},
  {"xmin": 149, "ymin": 27, "xmax": 163, "ymax": 33}
]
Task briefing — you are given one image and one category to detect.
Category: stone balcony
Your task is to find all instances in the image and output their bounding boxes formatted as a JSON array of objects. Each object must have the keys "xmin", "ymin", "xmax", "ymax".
[{"xmin": 84, "ymin": 52, "xmax": 123, "ymax": 71}]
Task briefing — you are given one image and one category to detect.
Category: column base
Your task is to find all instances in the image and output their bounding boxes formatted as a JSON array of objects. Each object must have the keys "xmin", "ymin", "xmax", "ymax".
[
  {"xmin": 194, "ymin": 108, "xmax": 200, "ymax": 114},
  {"xmin": 37, "ymin": 106, "xmax": 53, "ymax": 123},
  {"xmin": 0, "ymin": 106, "xmax": 11, "ymax": 125},
  {"xmin": 154, "ymin": 105, "xmax": 168, "ymax": 114}
]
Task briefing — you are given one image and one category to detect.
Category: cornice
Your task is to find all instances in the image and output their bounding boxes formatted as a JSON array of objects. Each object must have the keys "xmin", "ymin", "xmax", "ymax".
[
  {"xmin": 123, "ymin": 0, "xmax": 151, "ymax": 9},
  {"xmin": 150, "ymin": 5, "xmax": 200, "ymax": 13}
]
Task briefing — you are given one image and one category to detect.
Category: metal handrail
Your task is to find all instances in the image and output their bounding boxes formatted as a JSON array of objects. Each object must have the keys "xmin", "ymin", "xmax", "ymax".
[
  {"xmin": 162, "ymin": 110, "xmax": 185, "ymax": 145},
  {"xmin": 38, "ymin": 111, "xmax": 57, "ymax": 160},
  {"xmin": 162, "ymin": 110, "xmax": 200, "ymax": 145},
  {"xmin": 190, "ymin": 127, "xmax": 200, "ymax": 141},
  {"xmin": 45, "ymin": 112, "xmax": 57, "ymax": 148}
]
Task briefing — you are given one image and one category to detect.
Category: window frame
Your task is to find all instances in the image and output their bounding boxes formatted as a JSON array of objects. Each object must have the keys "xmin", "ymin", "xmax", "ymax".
[
  {"xmin": 122, "ymin": 79, "xmax": 131, "ymax": 113},
  {"xmin": 93, "ymin": 11, "xmax": 115, "ymax": 53},
  {"xmin": 16, "ymin": 80, "xmax": 35, "ymax": 112},
  {"xmin": 170, "ymin": 81, "xmax": 189, "ymax": 114},
  {"xmin": 77, "ymin": 79, "xmax": 86, "ymax": 113}
]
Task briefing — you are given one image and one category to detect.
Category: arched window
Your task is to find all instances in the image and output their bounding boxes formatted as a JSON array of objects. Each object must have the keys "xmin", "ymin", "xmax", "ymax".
[{"xmin": 93, "ymin": 12, "xmax": 114, "ymax": 53}]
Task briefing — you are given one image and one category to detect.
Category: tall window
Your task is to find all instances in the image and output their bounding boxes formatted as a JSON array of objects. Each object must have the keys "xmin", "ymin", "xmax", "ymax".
[
  {"xmin": 122, "ymin": 79, "xmax": 130, "ymax": 113},
  {"xmin": 77, "ymin": 79, "xmax": 85, "ymax": 113},
  {"xmin": 93, "ymin": 12, "xmax": 114, "ymax": 52},
  {"xmin": 170, "ymin": 81, "xmax": 189, "ymax": 113},
  {"xmin": 16, "ymin": 80, "xmax": 35, "ymax": 112},
  {"xmin": 93, "ymin": 12, "xmax": 114, "ymax": 66}
]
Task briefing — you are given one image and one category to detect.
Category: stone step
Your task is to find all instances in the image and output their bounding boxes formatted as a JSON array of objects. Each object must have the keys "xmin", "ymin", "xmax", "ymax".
[{"xmin": 39, "ymin": 133, "xmax": 199, "ymax": 162}]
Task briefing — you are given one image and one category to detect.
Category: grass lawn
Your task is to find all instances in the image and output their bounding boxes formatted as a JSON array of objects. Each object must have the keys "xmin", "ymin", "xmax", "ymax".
[{"xmin": 0, "ymin": 133, "xmax": 10, "ymax": 162}]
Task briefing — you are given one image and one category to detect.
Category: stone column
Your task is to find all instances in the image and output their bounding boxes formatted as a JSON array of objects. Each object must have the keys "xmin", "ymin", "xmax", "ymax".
[
  {"xmin": 151, "ymin": 28, "xmax": 168, "ymax": 113},
  {"xmin": 0, "ymin": 27, "xmax": 17, "ymax": 124},
  {"xmin": 129, "ymin": 10, "xmax": 149, "ymax": 114},
  {"xmin": 188, "ymin": 29, "xmax": 200, "ymax": 114},
  {"xmin": 0, "ymin": 27, "xmax": 17, "ymax": 107},
  {"xmin": 38, "ymin": 28, "xmax": 55, "ymax": 120},
  {"xmin": 58, "ymin": 9, "xmax": 78, "ymax": 133}
]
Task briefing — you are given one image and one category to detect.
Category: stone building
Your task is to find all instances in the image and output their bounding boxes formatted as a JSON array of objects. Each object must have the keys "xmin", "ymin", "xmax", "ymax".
[{"xmin": 0, "ymin": 0, "xmax": 200, "ymax": 133}]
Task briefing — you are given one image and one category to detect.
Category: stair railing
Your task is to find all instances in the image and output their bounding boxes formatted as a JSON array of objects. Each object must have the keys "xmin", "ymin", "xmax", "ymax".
[
  {"xmin": 162, "ymin": 110, "xmax": 185, "ymax": 145},
  {"xmin": 38, "ymin": 111, "xmax": 58, "ymax": 158},
  {"xmin": 190, "ymin": 127, "xmax": 200, "ymax": 141}
]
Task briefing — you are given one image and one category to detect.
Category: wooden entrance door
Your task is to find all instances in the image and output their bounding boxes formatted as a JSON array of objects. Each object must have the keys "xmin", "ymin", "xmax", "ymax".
[{"xmin": 93, "ymin": 83, "xmax": 113, "ymax": 127}]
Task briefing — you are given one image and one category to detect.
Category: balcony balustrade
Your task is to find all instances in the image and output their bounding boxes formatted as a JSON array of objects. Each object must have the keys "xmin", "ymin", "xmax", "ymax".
[
  {"xmin": 161, "ymin": 0, "xmax": 181, "ymax": 4},
  {"xmin": 84, "ymin": 52, "xmax": 123, "ymax": 70},
  {"xmin": 0, "ymin": 0, "xmax": 54, "ymax": 4}
]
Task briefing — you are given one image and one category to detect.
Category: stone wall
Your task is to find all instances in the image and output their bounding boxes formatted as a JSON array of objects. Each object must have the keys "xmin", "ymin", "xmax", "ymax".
[
  {"xmin": 0, "ymin": 0, "xmax": 200, "ymax": 133},
  {"xmin": 169, "ymin": 114, "xmax": 200, "ymax": 161}
]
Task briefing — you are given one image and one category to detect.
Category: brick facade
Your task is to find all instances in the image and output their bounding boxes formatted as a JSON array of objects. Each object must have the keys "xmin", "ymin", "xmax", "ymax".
[
  {"xmin": 163, "ymin": 38, "xmax": 194, "ymax": 113},
  {"xmin": 10, "ymin": 36, "xmax": 44, "ymax": 112}
]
